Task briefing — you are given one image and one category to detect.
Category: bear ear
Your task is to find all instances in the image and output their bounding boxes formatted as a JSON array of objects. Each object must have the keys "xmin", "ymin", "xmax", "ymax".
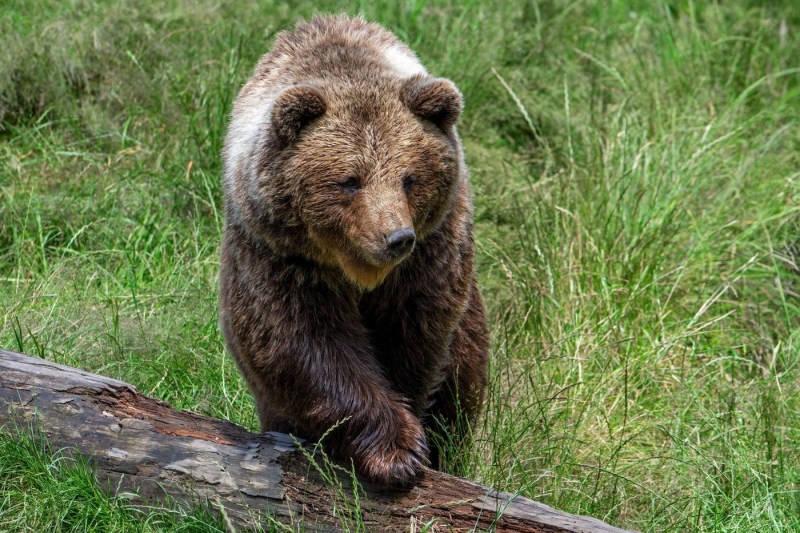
[
  {"xmin": 271, "ymin": 85, "xmax": 327, "ymax": 144},
  {"xmin": 401, "ymin": 76, "xmax": 463, "ymax": 129}
]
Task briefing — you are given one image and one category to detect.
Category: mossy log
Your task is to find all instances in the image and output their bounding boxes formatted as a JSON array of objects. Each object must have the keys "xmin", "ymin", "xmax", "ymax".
[{"xmin": 0, "ymin": 349, "xmax": 634, "ymax": 532}]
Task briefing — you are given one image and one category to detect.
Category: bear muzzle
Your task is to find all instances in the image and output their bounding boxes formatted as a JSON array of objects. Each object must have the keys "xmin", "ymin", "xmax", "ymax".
[{"xmin": 330, "ymin": 226, "xmax": 417, "ymax": 289}]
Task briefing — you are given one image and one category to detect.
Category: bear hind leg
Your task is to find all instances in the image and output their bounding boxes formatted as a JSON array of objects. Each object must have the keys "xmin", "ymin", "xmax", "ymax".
[{"xmin": 425, "ymin": 285, "xmax": 489, "ymax": 470}]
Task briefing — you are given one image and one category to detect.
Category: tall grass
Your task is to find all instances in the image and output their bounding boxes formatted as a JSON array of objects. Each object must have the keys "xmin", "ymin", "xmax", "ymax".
[{"xmin": 1, "ymin": 1, "xmax": 798, "ymax": 531}]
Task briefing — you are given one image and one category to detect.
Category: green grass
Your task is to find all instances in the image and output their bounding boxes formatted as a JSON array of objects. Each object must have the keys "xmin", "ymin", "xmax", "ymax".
[
  {"xmin": 0, "ymin": 428, "xmax": 226, "ymax": 531},
  {"xmin": 1, "ymin": 0, "xmax": 798, "ymax": 531}
]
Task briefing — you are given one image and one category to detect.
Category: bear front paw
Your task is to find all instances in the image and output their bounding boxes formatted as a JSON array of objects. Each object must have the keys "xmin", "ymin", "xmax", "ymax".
[{"xmin": 353, "ymin": 407, "xmax": 429, "ymax": 486}]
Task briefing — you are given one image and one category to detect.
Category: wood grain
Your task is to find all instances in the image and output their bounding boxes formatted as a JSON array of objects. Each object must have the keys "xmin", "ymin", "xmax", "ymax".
[{"xmin": 0, "ymin": 349, "xmax": 635, "ymax": 532}]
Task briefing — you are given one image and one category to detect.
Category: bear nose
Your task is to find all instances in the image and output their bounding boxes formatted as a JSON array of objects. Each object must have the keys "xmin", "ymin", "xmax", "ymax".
[{"xmin": 385, "ymin": 227, "xmax": 416, "ymax": 257}]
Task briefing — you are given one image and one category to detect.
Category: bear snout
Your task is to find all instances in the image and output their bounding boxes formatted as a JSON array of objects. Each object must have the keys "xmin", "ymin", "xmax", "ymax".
[{"xmin": 384, "ymin": 227, "xmax": 416, "ymax": 258}]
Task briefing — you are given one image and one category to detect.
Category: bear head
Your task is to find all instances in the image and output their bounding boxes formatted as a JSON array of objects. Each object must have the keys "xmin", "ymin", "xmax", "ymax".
[{"xmin": 226, "ymin": 74, "xmax": 465, "ymax": 290}]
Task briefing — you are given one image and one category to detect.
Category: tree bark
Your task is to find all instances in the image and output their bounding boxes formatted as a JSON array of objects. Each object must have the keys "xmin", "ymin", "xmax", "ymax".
[{"xmin": 0, "ymin": 349, "xmax": 634, "ymax": 532}]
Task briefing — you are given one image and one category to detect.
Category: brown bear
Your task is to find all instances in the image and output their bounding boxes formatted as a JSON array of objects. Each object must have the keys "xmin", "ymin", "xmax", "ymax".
[{"xmin": 219, "ymin": 14, "xmax": 489, "ymax": 485}]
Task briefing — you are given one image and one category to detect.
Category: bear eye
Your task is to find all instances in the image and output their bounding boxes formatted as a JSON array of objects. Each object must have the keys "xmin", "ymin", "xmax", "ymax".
[
  {"xmin": 403, "ymin": 174, "xmax": 416, "ymax": 193},
  {"xmin": 338, "ymin": 176, "xmax": 361, "ymax": 194}
]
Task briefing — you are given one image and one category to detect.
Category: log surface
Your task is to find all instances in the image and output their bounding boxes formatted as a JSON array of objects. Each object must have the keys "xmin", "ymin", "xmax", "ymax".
[{"xmin": 0, "ymin": 349, "xmax": 634, "ymax": 532}]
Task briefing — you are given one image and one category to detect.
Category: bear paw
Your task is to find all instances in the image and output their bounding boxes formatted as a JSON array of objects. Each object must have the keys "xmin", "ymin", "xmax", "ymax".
[{"xmin": 354, "ymin": 407, "xmax": 429, "ymax": 486}]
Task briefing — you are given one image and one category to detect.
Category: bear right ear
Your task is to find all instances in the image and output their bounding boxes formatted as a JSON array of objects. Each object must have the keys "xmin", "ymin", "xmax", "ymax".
[{"xmin": 271, "ymin": 85, "xmax": 327, "ymax": 144}]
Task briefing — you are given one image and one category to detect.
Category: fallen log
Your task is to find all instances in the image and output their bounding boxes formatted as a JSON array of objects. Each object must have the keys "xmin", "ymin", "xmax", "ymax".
[{"xmin": 0, "ymin": 349, "xmax": 633, "ymax": 532}]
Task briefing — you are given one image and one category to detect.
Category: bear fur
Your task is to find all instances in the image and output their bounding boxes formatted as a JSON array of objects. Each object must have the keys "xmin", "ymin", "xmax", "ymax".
[{"xmin": 220, "ymin": 15, "xmax": 489, "ymax": 485}]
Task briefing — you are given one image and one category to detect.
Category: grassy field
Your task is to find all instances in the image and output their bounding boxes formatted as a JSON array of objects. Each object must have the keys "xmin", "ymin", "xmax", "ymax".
[{"xmin": 1, "ymin": 0, "xmax": 798, "ymax": 531}]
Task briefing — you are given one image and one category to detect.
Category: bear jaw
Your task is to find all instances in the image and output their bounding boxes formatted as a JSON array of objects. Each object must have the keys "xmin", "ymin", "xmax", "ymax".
[{"xmin": 334, "ymin": 249, "xmax": 397, "ymax": 290}]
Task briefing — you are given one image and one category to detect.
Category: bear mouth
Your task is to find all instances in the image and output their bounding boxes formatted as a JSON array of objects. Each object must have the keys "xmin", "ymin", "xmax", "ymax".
[
  {"xmin": 309, "ymin": 228, "xmax": 413, "ymax": 289},
  {"xmin": 334, "ymin": 249, "xmax": 403, "ymax": 290}
]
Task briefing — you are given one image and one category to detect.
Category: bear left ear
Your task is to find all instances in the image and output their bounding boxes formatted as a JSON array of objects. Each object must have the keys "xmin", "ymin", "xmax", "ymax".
[
  {"xmin": 271, "ymin": 85, "xmax": 327, "ymax": 145},
  {"xmin": 401, "ymin": 76, "xmax": 463, "ymax": 129}
]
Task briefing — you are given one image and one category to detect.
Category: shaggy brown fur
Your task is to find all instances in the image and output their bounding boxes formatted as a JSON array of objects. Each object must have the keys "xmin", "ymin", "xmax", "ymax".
[{"xmin": 220, "ymin": 15, "xmax": 489, "ymax": 485}]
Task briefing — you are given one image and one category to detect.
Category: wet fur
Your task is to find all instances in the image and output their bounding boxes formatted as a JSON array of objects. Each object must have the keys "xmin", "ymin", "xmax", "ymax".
[{"xmin": 220, "ymin": 15, "xmax": 489, "ymax": 485}]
